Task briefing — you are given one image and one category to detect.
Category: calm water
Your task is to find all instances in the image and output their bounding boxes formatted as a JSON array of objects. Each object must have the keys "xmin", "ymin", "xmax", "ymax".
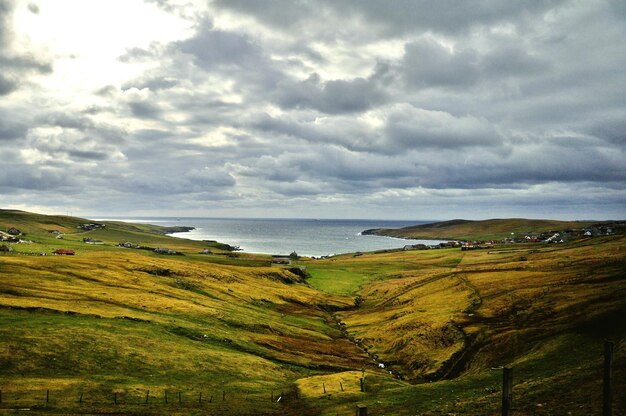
[{"xmin": 97, "ymin": 217, "xmax": 446, "ymax": 257}]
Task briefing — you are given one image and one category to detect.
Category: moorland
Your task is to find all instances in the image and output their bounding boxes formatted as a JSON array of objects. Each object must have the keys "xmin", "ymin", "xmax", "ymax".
[{"xmin": 0, "ymin": 209, "xmax": 624, "ymax": 415}]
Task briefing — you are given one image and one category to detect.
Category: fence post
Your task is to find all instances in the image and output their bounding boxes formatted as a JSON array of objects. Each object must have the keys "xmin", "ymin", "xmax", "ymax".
[
  {"xmin": 222, "ymin": 390, "xmax": 225, "ymax": 401},
  {"xmin": 603, "ymin": 340, "xmax": 614, "ymax": 416},
  {"xmin": 323, "ymin": 383, "xmax": 326, "ymax": 394},
  {"xmin": 164, "ymin": 390, "xmax": 168, "ymax": 404},
  {"xmin": 46, "ymin": 389, "xmax": 49, "ymax": 403},
  {"xmin": 360, "ymin": 378, "xmax": 364, "ymax": 392},
  {"xmin": 199, "ymin": 392, "xmax": 202, "ymax": 404},
  {"xmin": 0, "ymin": 389, "xmax": 2, "ymax": 404},
  {"xmin": 356, "ymin": 404, "xmax": 368, "ymax": 415},
  {"xmin": 145, "ymin": 390, "xmax": 150, "ymax": 404},
  {"xmin": 79, "ymin": 393, "xmax": 83, "ymax": 404},
  {"xmin": 178, "ymin": 391, "xmax": 182, "ymax": 404},
  {"xmin": 502, "ymin": 367, "xmax": 512, "ymax": 416},
  {"xmin": 114, "ymin": 392, "xmax": 117, "ymax": 404},
  {"xmin": 340, "ymin": 381, "xmax": 344, "ymax": 392}
]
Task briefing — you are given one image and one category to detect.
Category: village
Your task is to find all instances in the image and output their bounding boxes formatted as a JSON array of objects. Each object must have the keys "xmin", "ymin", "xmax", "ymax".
[
  {"xmin": 1, "ymin": 221, "xmax": 624, "ymax": 258},
  {"xmin": 458, "ymin": 222, "xmax": 622, "ymax": 251}
]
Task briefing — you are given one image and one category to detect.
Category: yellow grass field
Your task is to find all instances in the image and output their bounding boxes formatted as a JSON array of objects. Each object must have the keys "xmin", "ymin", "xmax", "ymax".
[{"xmin": 0, "ymin": 210, "xmax": 624, "ymax": 415}]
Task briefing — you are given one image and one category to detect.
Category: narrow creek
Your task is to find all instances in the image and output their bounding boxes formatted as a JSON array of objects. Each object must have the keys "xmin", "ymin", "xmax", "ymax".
[{"xmin": 328, "ymin": 311, "xmax": 406, "ymax": 380}]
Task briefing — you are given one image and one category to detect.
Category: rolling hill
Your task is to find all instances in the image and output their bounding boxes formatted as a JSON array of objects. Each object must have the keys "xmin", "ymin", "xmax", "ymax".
[
  {"xmin": 0, "ymin": 210, "xmax": 624, "ymax": 415},
  {"xmin": 362, "ymin": 218, "xmax": 613, "ymax": 241}
]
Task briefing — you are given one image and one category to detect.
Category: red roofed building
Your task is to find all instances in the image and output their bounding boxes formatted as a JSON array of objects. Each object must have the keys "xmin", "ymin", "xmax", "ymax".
[{"xmin": 53, "ymin": 249, "xmax": 75, "ymax": 255}]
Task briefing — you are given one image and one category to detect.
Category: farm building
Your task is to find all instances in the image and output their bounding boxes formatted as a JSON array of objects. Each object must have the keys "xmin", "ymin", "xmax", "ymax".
[{"xmin": 53, "ymin": 249, "xmax": 75, "ymax": 255}]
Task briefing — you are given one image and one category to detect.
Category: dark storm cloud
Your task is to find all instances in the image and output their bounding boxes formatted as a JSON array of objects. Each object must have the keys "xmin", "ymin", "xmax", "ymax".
[
  {"xmin": 123, "ymin": 76, "xmax": 179, "ymax": 91},
  {"xmin": 171, "ymin": 20, "xmax": 282, "ymax": 88},
  {"xmin": 250, "ymin": 112, "xmax": 379, "ymax": 153},
  {"xmin": 0, "ymin": 74, "xmax": 17, "ymax": 95},
  {"xmin": 212, "ymin": 0, "xmax": 567, "ymax": 36},
  {"xmin": 185, "ymin": 167, "xmax": 236, "ymax": 188},
  {"xmin": 416, "ymin": 144, "xmax": 626, "ymax": 190},
  {"xmin": 383, "ymin": 105, "xmax": 504, "ymax": 150},
  {"xmin": 110, "ymin": 0, "xmax": 624, "ymax": 213},
  {"xmin": 332, "ymin": 0, "xmax": 568, "ymax": 35},
  {"xmin": 34, "ymin": 112, "xmax": 127, "ymax": 145},
  {"xmin": 234, "ymin": 144, "xmax": 422, "ymax": 197},
  {"xmin": 67, "ymin": 149, "xmax": 110, "ymax": 161},
  {"xmin": 0, "ymin": 164, "xmax": 71, "ymax": 192},
  {"xmin": 0, "ymin": 109, "xmax": 29, "ymax": 141},
  {"xmin": 3, "ymin": 0, "xmax": 622, "ymax": 218},
  {"xmin": 400, "ymin": 37, "xmax": 549, "ymax": 90},
  {"xmin": 177, "ymin": 23, "xmax": 261, "ymax": 68},
  {"xmin": 274, "ymin": 72, "xmax": 388, "ymax": 114},
  {"xmin": 36, "ymin": 113, "xmax": 95, "ymax": 130},
  {"xmin": 239, "ymin": 135, "xmax": 625, "ymax": 198},
  {"xmin": 587, "ymin": 118, "xmax": 626, "ymax": 145},
  {"xmin": 112, "ymin": 163, "xmax": 237, "ymax": 196},
  {"xmin": 27, "ymin": 131, "xmax": 125, "ymax": 163},
  {"xmin": 249, "ymin": 104, "xmax": 504, "ymax": 155},
  {"xmin": 128, "ymin": 101, "xmax": 162, "ymax": 119}
]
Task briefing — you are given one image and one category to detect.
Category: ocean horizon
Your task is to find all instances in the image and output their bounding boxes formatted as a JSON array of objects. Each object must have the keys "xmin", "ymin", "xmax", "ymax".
[{"xmin": 94, "ymin": 217, "xmax": 447, "ymax": 257}]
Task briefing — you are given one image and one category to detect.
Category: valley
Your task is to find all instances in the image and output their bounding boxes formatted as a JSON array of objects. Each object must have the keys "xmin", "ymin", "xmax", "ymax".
[{"xmin": 0, "ymin": 210, "xmax": 624, "ymax": 415}]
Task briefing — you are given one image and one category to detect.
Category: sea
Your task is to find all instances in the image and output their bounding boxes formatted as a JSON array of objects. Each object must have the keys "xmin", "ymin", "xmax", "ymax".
[{"xmin": 96, "ymin": 217, "xmax": 447, "ymax": 257}]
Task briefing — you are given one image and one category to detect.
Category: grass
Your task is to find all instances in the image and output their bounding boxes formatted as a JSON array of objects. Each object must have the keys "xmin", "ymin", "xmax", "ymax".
[
  {"xmin": 0, "ymin": 209, "xmax": 625, "ymax": 415},
  {"xmin": 368, "ymin": 218, "xmax": 609, "ymax": 240}
]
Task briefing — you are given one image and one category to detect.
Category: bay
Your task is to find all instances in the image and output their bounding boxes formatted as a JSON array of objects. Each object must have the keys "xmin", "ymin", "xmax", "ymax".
[{"xmin": 97, "ymin": 217, "xmax": 448, "ymax": 257}]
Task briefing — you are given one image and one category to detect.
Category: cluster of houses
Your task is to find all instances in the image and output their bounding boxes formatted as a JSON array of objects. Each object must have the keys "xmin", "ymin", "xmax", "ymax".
[
  {"xmin": 459, "ymin": 222, "xmax": 624, "ymax": 250},
  {"xmin": 153, "ymin": 247, "xmax": 180, "ymax": 255},
  {"xmin": 83, "ymin": 237, "xmax": 103, "ymax": 245},
  {"xmin": 116, "ymin": 241, "xmax": 183, "ymax": 255},
  {"xmin": 403, "ymin": 241, "xmax": 461, "ymax": 251},
  {"xmin": 0, "ymin": 227, "xmax": 23, "ymax": 243},
  {"xmin": 48, "ymin": 229, "xmax": 65, "ymax": 239},
  {"xmin": 77, "ymin": 223, "xmax": 105, "ymax": 231},
  {"xmin": 460, "ymin": 242, "xmax": 495, "ymax": 251},
  {"xmin": 0, "ymin": 226, "xmax": 72, "ymax": 255}
]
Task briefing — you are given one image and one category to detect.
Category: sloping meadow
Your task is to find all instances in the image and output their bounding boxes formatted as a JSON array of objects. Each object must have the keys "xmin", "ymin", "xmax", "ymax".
[{"xmin": 1, "ymin": 210, "xmax": 625, "ymax": 415}]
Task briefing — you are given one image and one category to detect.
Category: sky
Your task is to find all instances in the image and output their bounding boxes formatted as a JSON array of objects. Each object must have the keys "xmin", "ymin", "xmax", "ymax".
[{"xmin": 0, "ymin": 0, "xmax": 625, "ymax": 220}]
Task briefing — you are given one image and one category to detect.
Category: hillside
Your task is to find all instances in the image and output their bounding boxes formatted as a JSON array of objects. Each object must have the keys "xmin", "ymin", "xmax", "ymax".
[
  {"xmin": 363, "ymin": 218, "xmax": 615, "ymax": 241},
  {"xmin": 0, "ymin": 210, "xmax": 625, "ymax": 415}
]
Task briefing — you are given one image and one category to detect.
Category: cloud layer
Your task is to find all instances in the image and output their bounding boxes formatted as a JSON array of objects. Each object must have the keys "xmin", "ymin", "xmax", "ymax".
[{"xmin": 0, "ymin": 0, "xmax": 624, "ymax": 219}]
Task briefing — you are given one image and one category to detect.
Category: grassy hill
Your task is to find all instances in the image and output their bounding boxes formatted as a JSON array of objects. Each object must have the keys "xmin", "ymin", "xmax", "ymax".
[
  {"xmin": 363, "ymin": 218, "xmax": 608, "ymax": 240},
  {"xmin": 0, "ymin": 210, "xmax": 625, "ymax": 415}
]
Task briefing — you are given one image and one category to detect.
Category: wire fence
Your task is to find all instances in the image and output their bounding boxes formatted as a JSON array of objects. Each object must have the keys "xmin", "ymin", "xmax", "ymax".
[{"xmin": 0, "ymin": 341, "xmax": 622, "ymax": 415}]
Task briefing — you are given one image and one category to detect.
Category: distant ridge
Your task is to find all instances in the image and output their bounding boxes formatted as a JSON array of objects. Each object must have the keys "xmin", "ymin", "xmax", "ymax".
[{"xmin": 362, "ymin": 218, "xmax": 608, "ymax": 240}]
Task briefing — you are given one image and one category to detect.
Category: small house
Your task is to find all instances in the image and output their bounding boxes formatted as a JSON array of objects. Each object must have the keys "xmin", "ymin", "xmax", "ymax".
[
  {"xmin": 53, "ymin": 249, "xmax": 75, "ymax": 255},
  {"xmin": 154, "ymin": 248, "xmax": 177, "ymax": 255}
]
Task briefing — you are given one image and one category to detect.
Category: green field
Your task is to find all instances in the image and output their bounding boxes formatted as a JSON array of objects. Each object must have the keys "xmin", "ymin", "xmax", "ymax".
[
  {"xmin": 0, "ymin": 210, "xmax": 625, "ymax": 415},
  {"xmin": 365, "ymin": 218, "xmax": 612, "ymax": 240}
]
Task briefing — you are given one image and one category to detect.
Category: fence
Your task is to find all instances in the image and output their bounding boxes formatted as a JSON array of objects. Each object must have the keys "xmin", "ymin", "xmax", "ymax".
[
  {"xmin": 0, "ymin": 387, "xmax": 298, "ymax": 415},
  {"xmin": 0, "ymin": 341, "xmax": 621, "ymax": 415}
]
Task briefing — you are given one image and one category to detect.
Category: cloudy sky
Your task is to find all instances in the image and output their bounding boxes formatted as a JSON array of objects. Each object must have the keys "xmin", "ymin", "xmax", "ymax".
[{"xmin": 1, "ymin": 0, "xmax": 624, "ymax": 220}]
